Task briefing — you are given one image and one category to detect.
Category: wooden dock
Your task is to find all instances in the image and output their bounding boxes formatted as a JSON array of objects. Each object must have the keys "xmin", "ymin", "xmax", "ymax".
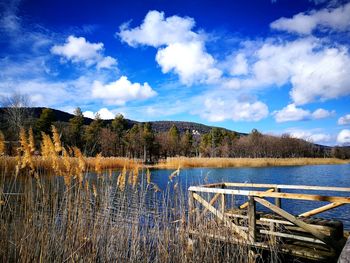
[{"xmin": 187, "ymin": 182, "xmax": 350, "ymax": 262}]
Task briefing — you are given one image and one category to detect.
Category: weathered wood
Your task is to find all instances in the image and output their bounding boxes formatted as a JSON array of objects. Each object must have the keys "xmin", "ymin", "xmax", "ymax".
[
  {"xmin": 188, "ymin": 191, "xmax": 194, "ymax": 228},
  {"xmin": 254, "ymin": 197, "xmax": 337, "ymax": 249},
  {"xmin": 248, "ymin": 197, "xmax": 257, "ymax": 242},
  {"xmin": 196, "ymin": 193, "xmax": 221, "ymax": 223},
  {"xmin": 224, "ymin": 211, "xmax": 336, "ymax": 235},
  {"xmin": 221, "ymin": 193, "xmax": 225, "ymax": 215},
  {"xmin": 274, "ymin": 187, "xmax": 281, "ymax": 208},
  {"xmin": 240, "ymin": 188, "xmax": 275, "ymax": 209},
  {"xmin": 222, "ymin": 182, "xmax": 350, "ymax": 192},
  {"xmin": 248, "ymin": 196, "xmax": 257, "ymax": 263},
  {"xmin": 189, "ymin": 230, "xmax": 337, "ymax": 261},
  {"xmin": 299, "ymin": 202, "xmax": 345, "ymax": 217},
  {"xmin": 192, "ymin": 192, "xmax": 248, "ymax": 240},
  {"xmin": 188, "ymin": 186, "xmax": 350, "ymax": 204},
  {"xmin": 338, "ymin": 237, "xmax": 350, "ymax": 263}
]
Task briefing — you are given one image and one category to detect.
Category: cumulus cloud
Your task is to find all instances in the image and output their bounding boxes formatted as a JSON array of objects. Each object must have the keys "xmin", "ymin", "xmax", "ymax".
[
  {"xmin": 270, "ymin": 3, "xmax": 350, "ymax": 35},
  {"xmin": 199, "ymin": 97, "xmax": 268, "ymax": 122},
  {"xmin": 92, "ymin": 76, "xmax": 156, "ymax": 105},
  {"xmin": 273, "ymin": 104, "xmax": 334, "ymax": 122},
  {"xmin": 338, "ymin": 114, "xmax": 350, "ymax": 125},
  {"xmin": 51, "ymin": 35, "xmax": 117, "ymax": 69},
  {"xmin": 337, "ymin": 129, "xmax": 350, "ymax": 145},
  {"xmin": 229, "ymin": 53, "xmax": 249, "ymax": 76},
  {"xmin": 83, "ymin": 108, "xmax": 115, "ymax": 120},
  {"xmin": 119, "ymin": 10, "xmax": 221, "ymax": 85},
  {"xmin": 287, "ymin": 129, "xmax": 332, "ymax": 144},
  {"xmin": 229, "ymin": 38, "xmax": 350, "ymax": 105}
]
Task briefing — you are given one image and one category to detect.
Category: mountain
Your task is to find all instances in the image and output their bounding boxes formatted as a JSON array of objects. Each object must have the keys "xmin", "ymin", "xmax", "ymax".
[{"xmin": 0, "ymin": 107, "xmax": 245, "ymax": 135}]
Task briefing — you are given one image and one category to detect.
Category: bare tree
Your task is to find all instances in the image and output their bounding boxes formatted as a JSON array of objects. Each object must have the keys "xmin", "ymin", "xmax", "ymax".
[{"xmin": 1, "ymin": 92, "xmax": 32, "ymax": 139}]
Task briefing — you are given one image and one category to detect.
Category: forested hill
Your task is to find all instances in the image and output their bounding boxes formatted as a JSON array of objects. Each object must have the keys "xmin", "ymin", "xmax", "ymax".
[{"xmin": 0, "ymin": 107, "xmax": 244, "ymax": 135}]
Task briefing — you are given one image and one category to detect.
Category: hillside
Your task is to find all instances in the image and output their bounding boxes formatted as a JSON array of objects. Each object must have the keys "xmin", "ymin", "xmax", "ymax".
[{"xmin": 0, "ymin": 107, "xmax": 244, "ymax": 135}]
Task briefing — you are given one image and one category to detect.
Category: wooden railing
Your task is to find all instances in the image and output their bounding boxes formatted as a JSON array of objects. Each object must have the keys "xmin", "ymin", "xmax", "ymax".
[{"xmin": 188, "ymin": 182, "xmax": 350, "ymax": 262}]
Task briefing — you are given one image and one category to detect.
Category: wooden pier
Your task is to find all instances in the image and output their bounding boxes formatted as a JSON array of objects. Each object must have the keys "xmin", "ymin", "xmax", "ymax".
[{"xmin": 187, "ymin": 182, "xmax": 350, "ymax": 262}]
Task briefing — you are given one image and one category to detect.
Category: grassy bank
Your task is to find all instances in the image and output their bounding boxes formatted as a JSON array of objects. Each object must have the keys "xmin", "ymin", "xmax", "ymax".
[
  {"xmin": 155, "ymin": 157, "xmax": 350, "ymax": 169},
  {"xmin": 1, "ymin": 156, "xmax": 348, "ymax": 174}
]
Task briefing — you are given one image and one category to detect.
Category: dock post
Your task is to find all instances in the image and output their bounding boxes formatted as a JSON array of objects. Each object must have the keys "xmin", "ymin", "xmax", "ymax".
[
  {"xmin": 221, "ymin": 184, "xmax": 225, "ymax": 215},
  {"xmin": 275, "ymin": 187, "xmax": 281, "ymax": 208},
  {"xmin": 248, "ymin": 196, "xmax": 257, "ymax": 263},
  {"xmin": 188, "ymin": 191, "xmax": 194, "ymax": 229}
]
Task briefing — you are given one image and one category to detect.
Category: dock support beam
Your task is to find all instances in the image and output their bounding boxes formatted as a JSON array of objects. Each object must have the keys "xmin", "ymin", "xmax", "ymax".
[{"xmin": 248, "ymin": 196, "xmax": 257, "ymax": 263}]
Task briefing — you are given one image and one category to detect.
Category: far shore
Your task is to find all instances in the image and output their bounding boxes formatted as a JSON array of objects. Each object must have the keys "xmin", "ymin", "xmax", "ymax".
[
  {"xmin": 153, "ymin": 157, "xmax": 350, "ymax": 169},
  {"xmin": 1, "ymin": 156, "xmax": 349, "ymax": 173}
]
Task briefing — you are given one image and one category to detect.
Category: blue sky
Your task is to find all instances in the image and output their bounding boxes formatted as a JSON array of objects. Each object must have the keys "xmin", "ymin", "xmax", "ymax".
[{"xmin": 1, "ymin": 0, "xmax": 350, "ymax": 145}]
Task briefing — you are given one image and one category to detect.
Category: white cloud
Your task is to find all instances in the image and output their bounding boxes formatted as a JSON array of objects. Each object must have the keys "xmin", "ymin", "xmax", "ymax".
[
  {"xmin": 273, "ymin": 104, "xmax": 333, "ymax": 123},
  {"xmin": 288, "ymin": 129, "xmax": 332, "ymax": 144},
  {"xmin": 92, "ymin": 76, "xmax": 157, "ymax": 105},
  {"xmin": 338, "ymin": 114, "xmax": 350, "ymax": 125},
  {"xmin": 270, "ymin": 3, "xmax": 350, "ymax": 35},
  {"xmin": 312, "ymin": 108, "xmax": 334, "ymax": 119},
  {"xmin": 118, "ymin": 10, "xmax": 197, "ymax": 47},
  {"xmin": 230, "ymin": 38, "xmax": 350, "ymax": 105},
  {"xmin": 274, "ymin": 104, "xmax": 310, "ymax": 122},
  {"xmin": 155, "ymin": 42, "xmax": 222, "ymax": 85},
  {"xmin": 51, "ymin": 35, "xmax": 117, "ymax": 69},
  {"xmin": 337, "ymin": 129, "xmax": 350, "ymax": 145},
  {"xmin": 97, "ymin": 56, "xmax": 118, "ymax": 70},
  {"xmin": 119, "ymin": 10, "xmax": 221, "ymax": 85},
  {"xmin": 199, "ymin": 97, "xmax": 268, "ymax": 122},
  {"xmin": 229, "ymin": 53, "xmax": 249, "ymax": 75},
  {"xmin": 83, "ymin": 108, "xmax": 115, "ymax": 120},
  {"xmin": 83, "ymin": 111, "xmax": 94, "ymax": 119}
]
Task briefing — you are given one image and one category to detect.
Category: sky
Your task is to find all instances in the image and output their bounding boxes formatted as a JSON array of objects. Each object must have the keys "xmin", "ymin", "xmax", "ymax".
[{"xmin": 1, "ymin": 0, "xmax": 350, "ymax": 146}]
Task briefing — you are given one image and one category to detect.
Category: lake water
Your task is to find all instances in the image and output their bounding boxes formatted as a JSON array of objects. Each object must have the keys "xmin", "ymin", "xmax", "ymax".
[{"xmin": 148, "ymin": 164, "xmax": 350, "ymax": 229}]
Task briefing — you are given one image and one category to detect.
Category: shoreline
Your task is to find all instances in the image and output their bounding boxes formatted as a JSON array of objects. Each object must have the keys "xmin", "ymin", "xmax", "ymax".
[{"xmin": 152, "ymin": 157, "xmax": 350, "ymax": 169}]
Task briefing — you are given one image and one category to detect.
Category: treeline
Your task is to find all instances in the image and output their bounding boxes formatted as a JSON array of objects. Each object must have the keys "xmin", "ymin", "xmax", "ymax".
[{"xmin": 1, "ymin": 107, "xmax": 350, "ymax": 160}]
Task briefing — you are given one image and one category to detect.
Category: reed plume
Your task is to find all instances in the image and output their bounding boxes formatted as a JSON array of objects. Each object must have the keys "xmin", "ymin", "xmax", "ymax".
[
  {"xmin": 95, "ymin": 152, "xmax": 102, "ymax": 175},
  {"xmin": 117, "ymin": 165, "xmax": 127, "ymax": 191},
  {"xmin": 51, "ymin": 125, "xmax": 62, "ymax": 154},
  {"xmin": 28, "ymin": 127, "xmax": 36, "ymax": 154},
  {"xmin": 146, "ymin": 168, "xmax": 151, "ymax": 184}
]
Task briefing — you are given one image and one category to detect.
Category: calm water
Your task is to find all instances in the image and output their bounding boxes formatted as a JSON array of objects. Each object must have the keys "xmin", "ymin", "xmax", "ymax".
[{"xmin": 149, "ymin": 164, "xmax": 350, "ymax": 229}]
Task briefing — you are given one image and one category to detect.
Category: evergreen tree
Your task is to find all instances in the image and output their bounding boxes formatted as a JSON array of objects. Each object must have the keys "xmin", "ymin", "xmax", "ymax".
[
  {"xmin": 69, "ymin": 107, "xmax": 84, "ymax": 147},
  {"xmin": 168, "ymin": 125, "xmax": 180, "ymax": 156},
  {"xmin": 111, "ymin": 114, "xmax": 127, "ymax": 156},
  {"xmin": 36, "ymin": 108, "xmax": 55, "ymax": 134},
  {"xmin": 84, "ymin": 113, "xmax": 103, "ymax": 155}
]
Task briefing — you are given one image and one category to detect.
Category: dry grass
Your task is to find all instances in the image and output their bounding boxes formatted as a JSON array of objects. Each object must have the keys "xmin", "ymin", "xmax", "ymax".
[
  {"xmin": 155, "ymin": 157, "xmax": 350, "ymax": 169},
  {"xmin": 0, "ymin": 168, "xmax": 280, "ymax": 262},
  {"xmin": 0, "ymin": 156, "xmax": 140, "ymax": 175}
]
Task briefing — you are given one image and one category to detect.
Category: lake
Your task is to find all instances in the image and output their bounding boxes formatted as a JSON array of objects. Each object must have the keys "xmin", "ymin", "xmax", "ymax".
[{"xmin": 148, "ymin": 164, "xmax": 350, "ymax": 229}]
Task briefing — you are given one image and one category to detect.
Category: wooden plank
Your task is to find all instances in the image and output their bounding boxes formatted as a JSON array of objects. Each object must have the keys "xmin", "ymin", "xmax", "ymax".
[
  {"xmin": 274, "ymin": 187, "xmax": 281, "ymax": 208},
  {"xmin": 248, "ymin": 197, "xmax": 256, "ymax": 242},
  {"xmin": 254, "ymin": 197, "xmax": 337, "ymax": 249},
  {"xmin": 259, "ymin": 229, "xmax": 325, "ymax": 244},
  {"xmin": 248, "ymin": 197, "xmax": 257, "ymax": 263},
  {"xmin": 224, "ymin": 211, "xmax": 336, "ymax": 237},
  {"xmin": 299, "ymin": 202, "xmax": 345, "ymax": 217},
  {"xmin": 192, "ymin": 192, "xmax": 248, "ymax": 240},
  {"xmin": 196, "ymin": 193, "xmax": 221, "ymax": 223},
  {"xmin": 338, "ymin": 237, "xmax": 350, "ymax": 263},
  {"xmin": 221, "ymin": 193, "xmax": 225, "ymax": 215},
  {"xmin": 188, "ymin": 186, "xmax": 350, "ymax": 203},
  {"xmin": 189, "ymin": 230, "xmax": 336, "ymax": 261},
  {"xmin": 240, "ymin": 188, "xmax": 275, "ymax": 209},
  {"xmin": 188, "ymin": 191, "xmax": 194, "ymax": 228},
  {"xmin": 222, "ymin": 182, "xmax": 350, "ymax": 192}
]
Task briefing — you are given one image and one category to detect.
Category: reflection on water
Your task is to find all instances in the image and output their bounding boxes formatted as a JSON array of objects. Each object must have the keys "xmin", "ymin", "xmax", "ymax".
[{"xmin": 148, "ymin": 164, "xmax": 350, "ymax": 229}]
